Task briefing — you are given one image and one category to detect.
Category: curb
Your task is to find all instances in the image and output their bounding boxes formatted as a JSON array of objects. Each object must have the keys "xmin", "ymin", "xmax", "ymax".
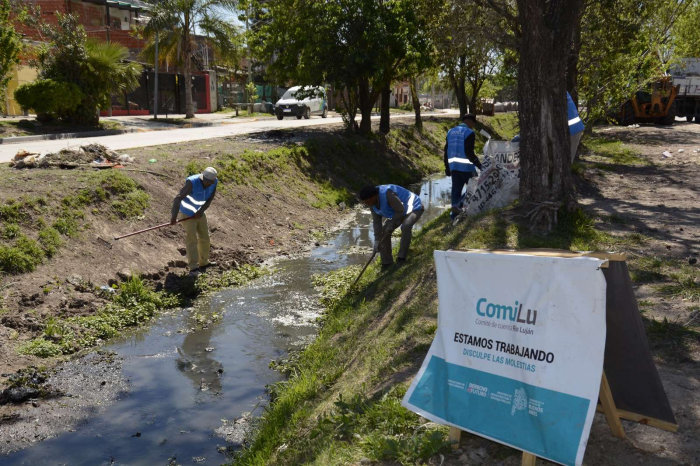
[{"xmin": 0, "ymin": 129, "xmax": 141, "ymax": 145}]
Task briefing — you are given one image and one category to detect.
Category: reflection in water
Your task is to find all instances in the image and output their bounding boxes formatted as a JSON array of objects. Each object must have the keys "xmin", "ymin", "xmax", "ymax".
[
  {"xmin": 0, "ymin": 175, "xmax": 451, "ymax": 466},
  {"xmin": 176, "ymin": 325, "xmax": 224, "ymax": 394}
]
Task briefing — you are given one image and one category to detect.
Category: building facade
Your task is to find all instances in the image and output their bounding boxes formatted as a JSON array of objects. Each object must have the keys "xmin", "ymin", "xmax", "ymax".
[{"xmin": 6, "ymin": 0, "xmax": 218, "ymax": 116}]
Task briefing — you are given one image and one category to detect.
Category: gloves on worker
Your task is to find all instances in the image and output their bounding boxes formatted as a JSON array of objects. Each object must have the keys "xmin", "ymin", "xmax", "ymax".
[
  {"xmin": 373, "ymin": 240, "xmax": 381, "ymax": 254},
  {"xmin": 445, "ymin": 168, "xmax": 451, "ymax": 177}
]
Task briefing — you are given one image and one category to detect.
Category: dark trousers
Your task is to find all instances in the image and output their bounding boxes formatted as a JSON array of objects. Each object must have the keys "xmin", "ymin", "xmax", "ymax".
[
  {"xmin": 451, "ymin": 170, "xmax": 476, "ymax": 218},
  {"xmin": 379, "ymin": 209, "xmax": 424, "ymax": 265}
]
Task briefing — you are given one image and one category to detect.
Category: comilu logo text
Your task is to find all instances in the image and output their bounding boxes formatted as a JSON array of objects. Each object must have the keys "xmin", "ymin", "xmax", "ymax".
[{"xmin": 476, "ymin": 298, "xmax": 538, "ymax": 325}]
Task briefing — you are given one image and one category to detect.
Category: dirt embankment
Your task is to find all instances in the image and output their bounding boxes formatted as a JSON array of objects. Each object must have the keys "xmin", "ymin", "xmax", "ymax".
[{"xmin": 0, "ymin": 119, "xmax": 451, "ymax": 392}]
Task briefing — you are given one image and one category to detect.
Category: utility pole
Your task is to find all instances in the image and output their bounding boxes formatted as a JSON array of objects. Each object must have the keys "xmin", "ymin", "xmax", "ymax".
[
  {"xmin": 153, "ymin": 0, "xmax": 160, "ymax": 119},
  {"xmin": 105, "ymin": 2, "xmax": 112, "ymax": 117},
  {"xmin": 154, "ymin": 29, "xmax": 159, "ymax": 119}
]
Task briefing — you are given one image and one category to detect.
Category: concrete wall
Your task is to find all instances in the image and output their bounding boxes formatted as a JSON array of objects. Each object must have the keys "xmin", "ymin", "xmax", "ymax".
[
  {"xmin": 17, "ymin": 0, "xmax": 146, "ymax": 57},
  {"xmin": 4, "ymin": 65, "xmax": 39, "ymax": 116}
]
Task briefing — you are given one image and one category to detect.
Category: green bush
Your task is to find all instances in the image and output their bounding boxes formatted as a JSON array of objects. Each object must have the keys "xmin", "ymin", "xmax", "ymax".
[
  {"xmin": 13, "ymin": 79, "xmax": 83, "ymax": 121},
  {"xmin": 16, "ymin": 235, "xmax": 45, "ymax": 262},
  {"xmin": 38, "ymin": 227, "xmax": 62, "ymax": 257},
  {"xmin": 0, "ymin": 245, "xmax": 36, "ymax": 274},
  {"xmin": 52, "ymin": 210, "xmax": 81, "ymax": 237},
  {"xmin": 185, "ymin": 160, "xmax": 206, "ymax": 177},
  {"xmin": 111, "ymin": 190, "xmax": 149, "ymax": 219},
  {"xmin": 2, "ymin": 223, "xmax": 20, "ymax": 239},
  {"xmin": 0, "ymin": 200, "xmax": 23, "ymax": 222},
  {"xmin": 17, "ymin": 337, "xmax": 63, "ymax": 358},
  {"xmin": 100, "ymin": 171, "xmax": 140, "ymax": 195}
]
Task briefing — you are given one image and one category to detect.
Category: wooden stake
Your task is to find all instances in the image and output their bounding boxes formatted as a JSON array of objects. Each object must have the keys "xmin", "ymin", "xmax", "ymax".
[
  {"xmin": 448, "ymin": 426, "xmax": 461, "ymax": 450},
  {"xmin": 599, "ymin": 372, "xmax": 626, "ymax": 439},
  {"xmin": 522, "ymin": 452, "xmax": 537, "ymax": 466}
]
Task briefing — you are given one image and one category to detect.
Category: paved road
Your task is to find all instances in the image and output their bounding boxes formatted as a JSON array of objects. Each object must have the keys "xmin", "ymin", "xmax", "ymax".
[{"xmin": 1, "ymin": 111, "xmax": 458, "ymax": 163}]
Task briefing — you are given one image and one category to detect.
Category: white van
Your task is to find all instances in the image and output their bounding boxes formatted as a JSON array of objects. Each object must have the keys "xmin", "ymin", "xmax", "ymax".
[{"xmin": 275, "ymin": 86, "xmax": 328, "ymax": 120}]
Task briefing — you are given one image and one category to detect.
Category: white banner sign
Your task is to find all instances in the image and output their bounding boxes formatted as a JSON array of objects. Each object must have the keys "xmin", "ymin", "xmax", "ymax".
[{"xmin": 402, "ymin": 251, "xmax": 607, "ymax": 466}]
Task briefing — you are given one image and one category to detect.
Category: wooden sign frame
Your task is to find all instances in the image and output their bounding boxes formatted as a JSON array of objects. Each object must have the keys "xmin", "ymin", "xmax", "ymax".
[{"xmin": 444, "ymin": 249, "xmax": 678, "ymax": 465}]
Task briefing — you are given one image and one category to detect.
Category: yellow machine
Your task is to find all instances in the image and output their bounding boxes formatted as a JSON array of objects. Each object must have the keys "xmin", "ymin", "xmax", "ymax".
[{"xmin": 618, "ymin": 76, "xmax": 679, "ymax": 125}]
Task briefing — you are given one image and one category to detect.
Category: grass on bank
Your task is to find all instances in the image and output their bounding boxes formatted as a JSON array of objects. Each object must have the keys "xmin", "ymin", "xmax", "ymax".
[
  {"xmin": 0, "ymin": 119, "xmax": 123, "ymax": 137},
  {"xmin": 583, "ymin": 136, "xmax": 651, "ymax": 170},
  {"xmin": 232, "ymin": 203, "xmax": 694, "ymax": 466},
  {"xmin": 18, "ymin": 275, "xmax": 180, "ymax": 357},
  {"xmin": 184, "ymin": 119, "xmax": 453, "ymax": 213},
  {"xmin": 0, "ymin": 170, "xmax": 150, "ymax": 275}
]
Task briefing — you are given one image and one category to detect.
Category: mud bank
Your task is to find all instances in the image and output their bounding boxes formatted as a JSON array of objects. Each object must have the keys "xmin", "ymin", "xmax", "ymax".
[
  {"xmin": 0, "ymin": 174, "xmax": 454, "ymax": 465},
  {"xmin": 1, "ymin": 116, "xmax": 481, "ymax": 462},
  {"xmin": 0, "ymin": 351, "xmax": 127, "ymax": 455}
]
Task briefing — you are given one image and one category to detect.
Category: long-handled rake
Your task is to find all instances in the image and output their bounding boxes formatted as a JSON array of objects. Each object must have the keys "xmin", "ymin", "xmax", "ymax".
[{"xmin": 113, "ymin": 216, "xmax": 194, "ymax": 241}]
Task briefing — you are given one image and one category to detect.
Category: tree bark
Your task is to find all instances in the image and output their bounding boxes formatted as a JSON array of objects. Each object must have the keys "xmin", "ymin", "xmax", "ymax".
[
  {"xmin": 340, "ymin": 85, "xmax": 359, "ymax": 132},
  {"xmin": 449, "ymin": 56, "xmax": 468, "ymax": 117},
  {"xmin": 516, "ymin": 0, "xmax": 583, "ymax": 227},
  {"xmin": 410, "ymin": 77, "xmax": 422, "ymax": 130},
  {"xmin": 468, "ymin": 76, "xmax": 484, "ymax": 115},
  {"xmin": 379, "ymin": 84, "xmax": 391, "ymax": 134},
  {"xmin": 566, "ymin": 8, "xmax": 583, "ymax": 105},
  {"xmin": 358, "ymin": 78, "xmax": 375, "ymax": 134}
]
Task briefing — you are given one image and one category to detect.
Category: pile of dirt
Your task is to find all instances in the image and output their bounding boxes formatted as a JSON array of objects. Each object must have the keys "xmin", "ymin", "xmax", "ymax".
[{"xmin": 10, "ymin": 144, "xmax": 134, "ymax": 169}]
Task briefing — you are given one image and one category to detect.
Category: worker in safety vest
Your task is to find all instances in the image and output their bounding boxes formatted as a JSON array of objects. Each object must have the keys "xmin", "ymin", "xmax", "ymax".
[
  {"xmin": 359, "ymin": 184, "xmax": 423, "ymax": 268},
  {"xmin": 171, "ymin": 167, "xmax": 218, "ymax": 275},
  {"xmin": 511, "ymin": 92, "xmax": 584, "ymax": 162},
  {"xmin": 567, "ymin": 92, "xmax": 585, "ymax": 161},
  {"xmin": 445, "ymin": 114, "xmax": 482, "ymax": 219}
]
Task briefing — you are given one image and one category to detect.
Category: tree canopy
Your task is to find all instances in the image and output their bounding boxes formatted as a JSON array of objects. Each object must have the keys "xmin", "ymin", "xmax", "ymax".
[{"xmin": 256, "ymin": 0, "xmax": 430, "ymax": 133}]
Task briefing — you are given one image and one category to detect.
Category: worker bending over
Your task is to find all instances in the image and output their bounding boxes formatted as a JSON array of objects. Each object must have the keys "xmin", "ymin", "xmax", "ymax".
[
  {"xmin": 445, "ymin": 114, "xmax": 482, "ymax": 219},
  {"xmin": 171, "ymin": 167, "xmax": 218, "ymax": 275},
  {"xmin": 359, "ymin": 184, "xmax": 423, "ymax": 268}
]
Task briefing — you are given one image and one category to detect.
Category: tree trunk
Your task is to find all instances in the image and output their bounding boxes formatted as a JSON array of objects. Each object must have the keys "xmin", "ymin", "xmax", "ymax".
[
  {"xmin": 183, "ymin": 18, "xmax": 195, "ymax": 119},
  {"xmin": 358, "ymin": 78, "xmax": 374, "ymax": 134},
  {"xmin": 410, "ymin": 77, "xmax": 422, "ymax": 130},
  {"xmin": 449, "ymin": 57, "xmax": 468, "ymax": 117},
  {"xmin": 339, "ymin": 86, "xmax": 359, "ymax": 132},
  {"xmin": 468, "ymin": 76, "xmax": 484, "ymax": 115},
  {"xmin": 566, "ymin": 8, "xmax": 583, "ymax": 105},
  {"xmin": 516, "ymin": 0, "xmax": 583, "ymax": 228},
  {"xmin": 467, "ymin": 94, "xmax": 477, "ymax": 115},
  {"xmin": 379, "ymin": 84, "xmax": 391, "ymax": 134}
]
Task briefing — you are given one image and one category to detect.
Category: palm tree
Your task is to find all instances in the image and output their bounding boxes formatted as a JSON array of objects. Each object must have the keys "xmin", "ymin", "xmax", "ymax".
[
  {"xmin": 144, "ymin": 0, "xmax": 239, "ymax": 119},
  {"xmin": 86, "ymin": 40, "xmax": 143, "ymax": 115}
]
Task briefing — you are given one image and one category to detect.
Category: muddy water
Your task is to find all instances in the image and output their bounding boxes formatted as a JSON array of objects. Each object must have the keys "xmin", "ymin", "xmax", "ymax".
[{"xmin": 1, "ymin": 176, "xmax": 451, "ymax": 466}]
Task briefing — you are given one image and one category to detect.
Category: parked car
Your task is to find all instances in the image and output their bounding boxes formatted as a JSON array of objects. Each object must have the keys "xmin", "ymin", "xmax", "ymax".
[{"xmin": 275, "ymin": 86, "xmax": 328, "ymax": 120}]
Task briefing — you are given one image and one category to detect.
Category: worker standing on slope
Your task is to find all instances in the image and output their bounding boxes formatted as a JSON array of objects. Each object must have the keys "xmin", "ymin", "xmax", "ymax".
[
  {"xmin": 171, "ymin": 167, "xmax": 218, "ymax": 275},
  {"xmin": 359, "ymin": 184, "xmax": 423, "ymax": 269},
  {"xmin": 445, "ymin": 114, "xmax": 482, "ymax": 219}
]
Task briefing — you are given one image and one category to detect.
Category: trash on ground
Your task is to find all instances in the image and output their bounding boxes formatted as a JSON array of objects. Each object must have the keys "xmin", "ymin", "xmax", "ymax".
[
  {"xmin": 678, "ymin": 149, "xmax": 685, "ymax": 153},
  {"xmin": 13, "ymin": 149, "xmax": 37, "ymax": 160},
  {"xmin": 10, "ymin": 143, "xmax": 134, "ymax": 169},
  {"xmin": 627, "ymin": 124, "xmax": 640, "ymax": 128},
  {"xmin": 662, "ymin": 151, "xmax": 673, "ymax": 159},
  {"xmin": 149, "ymin": 159, "xmax": 157, "ymax": 163}
]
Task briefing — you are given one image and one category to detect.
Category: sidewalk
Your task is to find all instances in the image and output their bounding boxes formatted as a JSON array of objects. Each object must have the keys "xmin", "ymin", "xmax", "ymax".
[{"xmin": 1, "ymin": 109, "xmax": 458, "ymax": 163}]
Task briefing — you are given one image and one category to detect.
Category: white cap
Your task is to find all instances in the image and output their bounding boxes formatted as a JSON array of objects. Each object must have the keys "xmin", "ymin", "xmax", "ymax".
[{"xmin": 202, "ymin": 167, "xmax": 218, "ymax": 181}]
